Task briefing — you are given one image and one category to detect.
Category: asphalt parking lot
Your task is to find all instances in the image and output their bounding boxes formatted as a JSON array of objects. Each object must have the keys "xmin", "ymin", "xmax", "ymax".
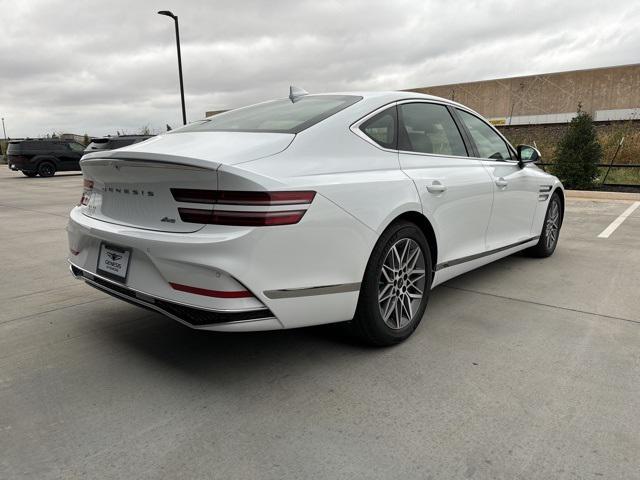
[{"xmin": 1, "ymin": 169, "xmax": 639, "ymax": 480}]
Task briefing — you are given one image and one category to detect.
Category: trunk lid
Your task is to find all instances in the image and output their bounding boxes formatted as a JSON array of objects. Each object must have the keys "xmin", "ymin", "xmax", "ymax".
[
  {"xmin": 81, "ymin": 159, "xmax": 217, "ymax": 233},
  {"xmin": 79, "ymin": 131, "xmax": 294, "ymax": 233}
]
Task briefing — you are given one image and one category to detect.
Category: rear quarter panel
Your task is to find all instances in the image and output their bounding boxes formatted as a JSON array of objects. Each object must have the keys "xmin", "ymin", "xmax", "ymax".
[{"xmin": 232, "ymin": 111, "xmax": 424, "ymax": 237}]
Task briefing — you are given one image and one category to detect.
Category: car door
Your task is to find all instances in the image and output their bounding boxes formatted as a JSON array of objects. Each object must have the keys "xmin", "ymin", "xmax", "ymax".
[
  {"xmin": 397, "ymin": 101, "xmax": 494, "ymax": 267},
  {"xmin": 454, "ymin": 108, "xmax": 540, "ymax": 250}
]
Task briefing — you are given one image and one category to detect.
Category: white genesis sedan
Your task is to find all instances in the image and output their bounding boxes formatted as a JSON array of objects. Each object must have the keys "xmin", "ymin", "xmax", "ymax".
[{"xmin": 68, "ymin": 89, "xmax": 564, "ymax": 345}]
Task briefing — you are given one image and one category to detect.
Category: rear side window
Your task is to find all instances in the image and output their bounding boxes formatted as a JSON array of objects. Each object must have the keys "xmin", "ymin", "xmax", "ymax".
[
  {"xmin": 360, "ymin": 106, "xmax": 397, "ymax": 149},
  {"xmin": 7, "ymin": 142, "xmax": 22, "ymax": 154},
  {"xmin": 176, "ymin": 95, "xmax": 362, "ymax": 134},
  {"xmin": 456, "ymin": 109, "xmax": 512, "ymax": 160},
  {"xmin": 398, "ymin": 103, "xmax": 467, "ymax": 157}
]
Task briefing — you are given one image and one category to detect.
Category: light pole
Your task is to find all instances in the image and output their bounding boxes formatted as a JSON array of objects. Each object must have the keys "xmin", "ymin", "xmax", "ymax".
[
  {"xmin": 1, "ymin": 118, "xmax": 6, "ymax": 157},
  {"xmin": 158, "ymin": 10, "xmax": 187, "ymax": 125}
]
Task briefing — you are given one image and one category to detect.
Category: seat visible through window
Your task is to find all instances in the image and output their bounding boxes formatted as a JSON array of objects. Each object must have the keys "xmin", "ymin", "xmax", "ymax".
[{"xmin": 398, "ymin": 103, "xmax": 467, "ymax": 157}]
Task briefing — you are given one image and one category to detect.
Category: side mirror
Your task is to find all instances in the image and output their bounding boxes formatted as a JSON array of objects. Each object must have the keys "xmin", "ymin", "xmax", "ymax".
[{"xmin": 516, "ymin": 144, "xmax": 540, "ymax": 167}]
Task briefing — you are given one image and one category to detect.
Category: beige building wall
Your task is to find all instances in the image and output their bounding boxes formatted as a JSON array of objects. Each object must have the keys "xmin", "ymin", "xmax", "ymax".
[{"xmin": 407, "ymin": 63, "xmax": 640, "ymax": 124}]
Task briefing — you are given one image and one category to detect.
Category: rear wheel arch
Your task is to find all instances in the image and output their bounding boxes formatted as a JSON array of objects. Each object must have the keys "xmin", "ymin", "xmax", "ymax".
[
  {"xmin": 387, "ymin": 211, "xmax": 438, "ymax": 271},
  {"xmin": 33, "ymin": 155, "xmax": 60, "ymax": 168},
  {"xmin": 353, "ymin": 218, "xmax": 433, "ymax": 345}
]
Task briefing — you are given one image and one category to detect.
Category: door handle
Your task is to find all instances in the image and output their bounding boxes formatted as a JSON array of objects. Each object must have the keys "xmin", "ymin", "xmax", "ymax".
[
  {"xmin": 426, "ymin": 181, "xmax": 447, "ymax": 194},
  {"xmin": 495, "ymin": 177, "xmax": 508, "ymax": 188}
]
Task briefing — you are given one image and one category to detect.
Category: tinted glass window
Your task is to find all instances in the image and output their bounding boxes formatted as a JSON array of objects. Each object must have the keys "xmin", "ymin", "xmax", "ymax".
[
  {"xmin": 23, "ymin": 141, "xmax": 44, "ymax": 151},
  {"xmin": 53, "ymin": 143, "xmax": 69, "ymax": 152},
  {"xmin": 398, "ymin": 103, "xmax": 467, "ymax": 156},
  {"xmin": 456, "ymin": 109, "xmax": 512, "ymax": 160},
  {"xmin": 177, "ymin": 95, "xmax": 362, "ymax": 134},
  {"xmin": 108, "ymin": 139, "xmax": 134, "ymax": 149},
  {"xmin": 68, "ymin": 142, "xmax": 85, "ymax": 152},
  {"xmin": 360, "ymin": 106, "xmax": 397, "ymax": 149},
  {"xmin": 7, "ymin": 142, "xmax": 21, "ymax": 154}
]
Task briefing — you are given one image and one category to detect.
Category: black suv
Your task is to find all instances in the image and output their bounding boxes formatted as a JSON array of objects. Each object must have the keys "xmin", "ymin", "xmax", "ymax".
[
  {"xmin": 84, "ymin": 135, "xmax": 153, "ymax": 153},
  {"xmin": 7, "ymin": 139, "xmax": 86, "ymax": 177}
]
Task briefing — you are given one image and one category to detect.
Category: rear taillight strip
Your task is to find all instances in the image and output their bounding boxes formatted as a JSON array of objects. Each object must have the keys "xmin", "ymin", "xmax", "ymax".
[
  {"xmin": 171, "ymin": 189, "xmax": 217, "ymax": 204},
  {"xmin": 171, "ymin": 189, "xmax": 315, "ymax": 206},
  {"xmin": 169, "ymin": 282, "xmax": 254, "ymax": 298},
  {"xmin": 178, "ymin": 208, "xmax": 308, "ymax": 226},
  {"xmin": 80, "ymin": 179, "xmax": 94, "ymax": 206}
]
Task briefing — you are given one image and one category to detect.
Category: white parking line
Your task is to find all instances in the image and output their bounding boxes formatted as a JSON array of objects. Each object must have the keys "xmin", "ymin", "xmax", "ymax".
[{"xmin": 597, "ymin": 201, "xmax": 640, "ymax": 238}]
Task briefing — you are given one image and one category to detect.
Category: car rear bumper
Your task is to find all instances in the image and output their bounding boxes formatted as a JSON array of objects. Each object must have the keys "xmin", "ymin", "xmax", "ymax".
[
  {"xmin": 67, "ymin": 194, "xmax": 376, "ymax": 331},
  {"xmin": 8, "ymin": 156, "xmax": 35, "ymax": 171},
  {"xmin": 69, "ymin": 263, "xmax": 281, "ymax": 331}
]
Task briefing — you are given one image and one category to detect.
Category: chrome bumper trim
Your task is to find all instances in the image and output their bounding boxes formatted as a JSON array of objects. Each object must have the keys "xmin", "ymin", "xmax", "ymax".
[{"xmin": 263, "ymin": 282, "xmax": 361, "ymax": 299}]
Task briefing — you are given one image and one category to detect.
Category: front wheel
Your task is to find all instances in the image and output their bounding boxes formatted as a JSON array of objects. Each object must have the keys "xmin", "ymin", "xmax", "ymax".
[
  {"xmin": 527, "ymin": 193, "xmax": 562, "ymax": 258},
  {"xmin": 352, "ymin": 220, "xmax": 432, "ymax": 346}
]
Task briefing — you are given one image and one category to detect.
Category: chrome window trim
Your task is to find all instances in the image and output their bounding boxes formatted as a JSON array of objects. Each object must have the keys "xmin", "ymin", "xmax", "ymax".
[
  {"xmin": 349, "ymin": 100, "xmax": 400, "ymax": 153},
  {"xmin": 350, "ymin": 98, "xmax": 488, "ymax": 162}
]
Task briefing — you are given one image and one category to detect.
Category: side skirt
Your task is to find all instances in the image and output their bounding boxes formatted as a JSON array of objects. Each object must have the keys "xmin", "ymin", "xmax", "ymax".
[
  {"xmin": 435, "ymin": 236, "xmax": 539, "ymax": 271},
  {"xmin": 432, "ymin": 236, "xmax": 540, "ymax": 288}
]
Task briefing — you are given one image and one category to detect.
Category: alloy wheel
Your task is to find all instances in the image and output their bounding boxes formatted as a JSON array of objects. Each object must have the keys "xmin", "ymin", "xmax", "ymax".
[
  {"xmin": 377, "ymin": 238, "xmax": 426, "ymax": 330},
  {"xmin": 39, "ymin": 164, "xmax": 54, "ymax": 177},
  {"xmin": 545, "ymin": 199, "xmax": 560, "ymax": 249}
]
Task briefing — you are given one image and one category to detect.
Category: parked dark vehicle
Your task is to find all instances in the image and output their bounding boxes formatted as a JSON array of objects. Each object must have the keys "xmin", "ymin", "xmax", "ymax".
[
  {"xmin": 84, "ymin": 135, "xmax": 153, "ymax": 153},
  {"xmin": 7, "ymin": 139, "xmax": 86, "ymax": 177}
]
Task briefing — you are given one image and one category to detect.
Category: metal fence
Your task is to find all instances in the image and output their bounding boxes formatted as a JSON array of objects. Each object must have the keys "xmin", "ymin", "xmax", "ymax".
[{"xmin": 537, "ymin": 163, "xmax": 640, "ymax": 187}]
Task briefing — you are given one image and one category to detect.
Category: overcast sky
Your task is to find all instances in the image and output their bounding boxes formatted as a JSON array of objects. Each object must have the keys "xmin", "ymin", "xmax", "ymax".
[{"xmin": 1, "ymin": 0, "xmax": 638, "ymax": 138}]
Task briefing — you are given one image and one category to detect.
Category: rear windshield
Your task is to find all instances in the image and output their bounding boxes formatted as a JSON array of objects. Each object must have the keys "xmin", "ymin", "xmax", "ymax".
[
  {"xmin": 108, "ymin": 139, "xmax": 137, "ymax": 149},
  {"xmin": 7, "ymin": 142, "xmax": 22, "ymax": 154},
  {"xmin": 177, "ymin": 95, "xmax": 362, "ymax": 134}
]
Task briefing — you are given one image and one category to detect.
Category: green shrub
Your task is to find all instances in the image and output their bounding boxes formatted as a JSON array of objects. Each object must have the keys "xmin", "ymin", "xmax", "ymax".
[{"xmin": 554, "ymin": 109, "xmax": 603, "ymax": 189}]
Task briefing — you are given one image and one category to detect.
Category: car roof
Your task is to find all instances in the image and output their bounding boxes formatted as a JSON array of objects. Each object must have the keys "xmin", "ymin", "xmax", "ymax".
[
  {"xmin": 305, "ymin": 90, "xmax": 466, "ymax": 108},
  {"xmin": 12, "ymin": 138, "xmax": 75, "ymax": 143}
]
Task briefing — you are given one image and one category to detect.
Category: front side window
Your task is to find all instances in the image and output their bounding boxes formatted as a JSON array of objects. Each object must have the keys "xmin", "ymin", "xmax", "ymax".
[
  {"xmin": 398, "ymin": 103, "xmax": 467, "ymax": 157},
  {"xmin": 360, "ymin": 106, "xmax": 397, "ymax": 149},
  {"xmin": 456, "ymin": 109, "xmax": 512, "ymax": 160},
  {"xmin": 177, "ymin": 95, "xmax": 362, "ymax": 134},
  {"xmin": 68, "ymin": 142, "xmax": 85, "ymax": 152}
]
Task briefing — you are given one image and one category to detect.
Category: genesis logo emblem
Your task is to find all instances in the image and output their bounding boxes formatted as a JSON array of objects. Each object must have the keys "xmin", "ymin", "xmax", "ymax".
[
  {"xmin": 106, "ymin": 252, "xmax": 123, "ymax": 261},
  {"xmin": 101, "ymin": 185, "xmax": 155, "ymax": 197}
]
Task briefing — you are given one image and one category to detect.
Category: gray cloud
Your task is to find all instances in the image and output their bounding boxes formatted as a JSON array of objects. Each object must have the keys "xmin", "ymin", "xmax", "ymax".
[{"xmin": 0, "ymin": 0, "xmax": 638, "ymax": 137}]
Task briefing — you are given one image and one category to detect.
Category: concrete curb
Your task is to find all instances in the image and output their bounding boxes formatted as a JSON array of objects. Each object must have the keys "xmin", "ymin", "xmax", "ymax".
[{"xmin": 566, "ymin": 190, "xmax": 640, "ymax": 201}]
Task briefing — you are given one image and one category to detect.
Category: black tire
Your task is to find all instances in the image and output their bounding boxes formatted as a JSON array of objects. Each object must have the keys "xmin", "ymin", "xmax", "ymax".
[
  {"xmin": 37, "ymin": 162, "xmax": 56, "ymax": 177},
  {"xmin": 22, "ymin": 171, "xmax": 38, "ymax": 177},
  {"xmin": 526, "ymin": 193, "xmax": 562, "ymax": 258},
  {"xmin": 352, "ymin": 220, "xmax": 432, "ymax": 346}
]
